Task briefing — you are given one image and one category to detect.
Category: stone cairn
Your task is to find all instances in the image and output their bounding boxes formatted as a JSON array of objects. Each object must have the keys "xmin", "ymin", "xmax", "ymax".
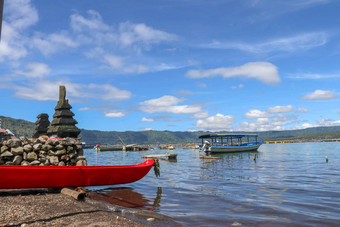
[
  {"xmin": 0, "ymin": 136, "xmax": 86, "ymax": 166},
  {"xmin": 47, "ymin": 85, "xmax": 80, "ymax": 138},
  {"xmin": 32, "ymin": 113, "xmax": 50, "ymax": 138},
  {"xmin": 0, "ymin": 85, "xmax": 87, "ymax": 166}
]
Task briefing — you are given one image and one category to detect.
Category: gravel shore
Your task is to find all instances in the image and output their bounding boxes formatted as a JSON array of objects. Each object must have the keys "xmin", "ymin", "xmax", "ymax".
[{"xmin": 0, "ymin": 189, "xmax": 180, "ymax": 227}]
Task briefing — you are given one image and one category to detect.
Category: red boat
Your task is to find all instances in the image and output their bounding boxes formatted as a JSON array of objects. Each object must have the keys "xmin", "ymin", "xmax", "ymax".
[{"xmin": 0, "ymin": 159, "xmax": 154, "ymax": 189}]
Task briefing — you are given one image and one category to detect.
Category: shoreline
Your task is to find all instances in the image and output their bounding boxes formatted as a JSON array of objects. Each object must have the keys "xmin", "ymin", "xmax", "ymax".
[{"xmin": 0, "ymin": 189, "xmax": 180, "ymax": 227}]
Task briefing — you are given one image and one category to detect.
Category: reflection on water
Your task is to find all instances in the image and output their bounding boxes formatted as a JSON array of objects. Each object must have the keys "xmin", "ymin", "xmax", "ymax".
[
  {"xmin": 85, "ymin": 143, "xmax": 340, "ymax": 226},
  {"xmin": 88, "ymin": 186, "xmax": 163, "ymax": 211}
]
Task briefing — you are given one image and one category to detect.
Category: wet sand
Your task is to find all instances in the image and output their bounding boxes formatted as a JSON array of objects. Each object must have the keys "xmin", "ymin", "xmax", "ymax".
[{"xmin": 0, "ymin": 189, "xmax": 180, "ymax": 227}]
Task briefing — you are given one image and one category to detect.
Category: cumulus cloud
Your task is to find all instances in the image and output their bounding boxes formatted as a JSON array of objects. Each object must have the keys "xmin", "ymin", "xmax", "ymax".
[
  {"xmin": 141, "ymin": 117, "xmax": 154, "ymax": 122},
  {"xmin": 186, "ymin": 62, "xmax": 280, "ymax": 85},
  {"xmin": 139, "ymin": 95, "xmax": 205, "ymax": 116},
  {"xmin": 196, "ymin": 113, "xmax": 235, "ymax": 131},
  {"xmin": 105, "ymin": 111, "xmax": 125, "ymax": 118},
  {"xmin": 300, "ymin": 89, "xmax": 337, "ymax": 100},
  {"xmin": 267, "ymin": 105, "xmax": 293, "ymax": 113},
  {"xmin": 245, "ymin": 109, "xmax": 273, "ymax": 119},
  {"xmin": 0, "ymin": 0, "xmax": 38, "ymax": 61},
  {"xmin": 236, "ymin": 118, "xmax": 285, "ymax": 131}
]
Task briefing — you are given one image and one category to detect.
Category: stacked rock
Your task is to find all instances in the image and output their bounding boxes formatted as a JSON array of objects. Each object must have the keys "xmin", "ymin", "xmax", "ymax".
[
  {"xmin": 32, "ymin": 113, "xmax": 50, "ymax": 138},
  {"xmin": 0, "ymin": 136, "xmax": 86, "ymax": 166}
]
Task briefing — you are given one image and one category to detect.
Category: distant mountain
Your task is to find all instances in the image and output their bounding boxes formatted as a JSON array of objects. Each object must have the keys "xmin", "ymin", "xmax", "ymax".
[
  {"xmin": 0, "ymin": 115, "xmax": 35, "ymax": 138},
  {"xmin": 1, "ymin": 115, "xmax": 340, "ymax": 145}
]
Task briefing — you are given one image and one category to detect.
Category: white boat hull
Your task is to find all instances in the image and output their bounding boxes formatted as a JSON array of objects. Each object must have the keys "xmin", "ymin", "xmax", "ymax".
[{"xmin": 210, "ymin": 144, "xmax": 261, "ymax": 153}]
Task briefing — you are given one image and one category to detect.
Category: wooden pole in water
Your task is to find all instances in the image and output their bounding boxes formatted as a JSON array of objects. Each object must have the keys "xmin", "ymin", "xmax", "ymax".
[{"xmin": 253, "ymin": 153, "xmax": 257, "ymax": 161}]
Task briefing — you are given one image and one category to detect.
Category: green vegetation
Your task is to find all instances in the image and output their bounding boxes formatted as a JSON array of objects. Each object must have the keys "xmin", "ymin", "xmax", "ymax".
[{"xmin": 1, "ymin": 115, "xmax": 340, "ymax": 145}]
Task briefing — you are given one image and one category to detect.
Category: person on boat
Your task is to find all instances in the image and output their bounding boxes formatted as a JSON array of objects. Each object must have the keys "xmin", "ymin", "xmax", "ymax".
[{"xmin": 201, "ymin": 140, "xmax": 211, "ymax": 153}]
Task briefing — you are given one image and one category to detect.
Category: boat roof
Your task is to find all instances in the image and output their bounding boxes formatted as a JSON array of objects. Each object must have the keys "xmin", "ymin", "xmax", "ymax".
[{"xmin": 198, "ymin": 133, "xmax": 258, "ymax": 139}]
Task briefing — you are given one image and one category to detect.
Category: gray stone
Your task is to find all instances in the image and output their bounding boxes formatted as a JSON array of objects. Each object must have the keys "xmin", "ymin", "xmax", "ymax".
[
  {"xmin": 23, "ymin": 144, "xmax": 33, "ymax": 152},
  {"xmin": 27, "ymin": 152, "xmax": 38, "ymax": 162},
  {"xmin": 1, "ymin": 151, "xmax": 13, "ymax": 157},
  {"xmin": 49, "ymin": 156, "xmax": 59, "ymax": 165},
  {"xmin": 11, "ymin": 147, "xmax": 24, "ymax": 155},
  {"xmin": 55, "ymin": 144, "xmax": 64, "ymax": 150},
  {"xmin": 33, "ymin": 143, "xmax": 42, "ymax": 152},
  {"xmin": 48, "ymin": 150, "xmax": 56, "ymax": 156},
  {"xmin": 5, "ymin": 161, "xmax": 14, "ymax": 165},
  {"xmin": 8, "ymin": 139, "xmax": 21, "ymax": 148},
  {"xmin": 77, "ymin": 156, "xmax": 86, "ymax": 160},
  {"xmin": 30, "ymin": 160, "xmax": 40, "ymax": 165},
  {"xmin": 76, "ymin": 159, "xmax": 87, "ymax": 166},
  {"xmin": 39, "ymin": 150, "xmax": 47, "ymax": 158},
  {"xmin": 42, "ymin": 144, "xmax": 53, "ymax": 151},
  {"xmin": 55, "ymin": 149, "xmax": 66, "ymax": 156},
  {"xmin": 1, "ymin": 146, "xmax": 8, "ymax": 153},
  {"xmin": 21, "ymin": 161, "xmax": 30, "ymax": 165},
  {"xmin": 58, "ymin": 161, "xmax": 65, "ymax": 166},
  {"xmin": 13, "ymin": 155, "xmax": 23, "ymax": 165}
]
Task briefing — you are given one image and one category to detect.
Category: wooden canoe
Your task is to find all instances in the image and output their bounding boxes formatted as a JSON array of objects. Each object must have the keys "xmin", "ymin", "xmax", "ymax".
[{"xmin": 0, "ymin": 159, "xmax": 154, "ymax": 189}]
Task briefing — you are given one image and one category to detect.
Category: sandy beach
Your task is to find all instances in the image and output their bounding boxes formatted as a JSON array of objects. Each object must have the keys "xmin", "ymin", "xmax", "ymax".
[{"xmin": 0, "ymin": 189, "xmax": 180, "ymax": 227}]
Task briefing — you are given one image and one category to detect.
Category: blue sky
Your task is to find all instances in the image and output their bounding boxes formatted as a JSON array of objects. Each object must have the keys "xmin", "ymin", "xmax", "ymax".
[{"xmin": 1, "ymin": 0, "xmax": 340, "ymax": 132}]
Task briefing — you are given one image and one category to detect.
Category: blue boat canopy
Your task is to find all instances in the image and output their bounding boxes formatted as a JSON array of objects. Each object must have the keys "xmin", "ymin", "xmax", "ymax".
[{"xmin": 198, "ymin": 133, "xmax": 258, "ymax": 139}]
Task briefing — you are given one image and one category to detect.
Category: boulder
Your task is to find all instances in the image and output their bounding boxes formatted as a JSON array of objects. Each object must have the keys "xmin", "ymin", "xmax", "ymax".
[
  {"xmin": 13, "ymin": 155, "xmax": 23, "ymax": 165},
  {"xmin": 23, "ymin": 144, "xmax": 33, "ymax": 152},
  {"xmin": 11, "ymin": 147, "xmax": 24, "ymax": 155},
  {"xmin": 27, "ymin": 152, "xmax": 38, "ymax": 162},
  {"xmin": 49, "ymin": 156, "xmax": 59, "ymax": 165},
  {"xmin": 1, "ymin": 151, "xmax": 13, "ymax": 157},
  {"xmin": 30, "ymin": 160, "xmax": 40, "ymax": 165},
  {"xmin": 1, "ymin": 146, "xmax": 8, "ymax": 153}
]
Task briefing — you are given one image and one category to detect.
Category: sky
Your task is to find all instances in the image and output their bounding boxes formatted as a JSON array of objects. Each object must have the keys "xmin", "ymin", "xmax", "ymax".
[{"xmin": 1, "ymin": 0, "xmax": 340, "ymax": 132}]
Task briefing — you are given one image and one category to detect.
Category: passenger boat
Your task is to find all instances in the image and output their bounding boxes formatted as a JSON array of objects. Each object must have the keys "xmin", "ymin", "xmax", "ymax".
[
  {"xmin": 199, "ymin": 133, "xmax": 263, "ymax": 154},
  {"xmin": 0, "ymin": 159, "xmax": 154, "ymax": 189}
]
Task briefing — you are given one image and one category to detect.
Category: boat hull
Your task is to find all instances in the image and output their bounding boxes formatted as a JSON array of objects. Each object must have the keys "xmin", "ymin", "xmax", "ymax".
[
  {"xmin": 210, "ymin": 144, "xmax": 261, "ymax": 153},
  {"xmin": 0, "ymin": 159, "xmax": 154, "ymax": 189}
]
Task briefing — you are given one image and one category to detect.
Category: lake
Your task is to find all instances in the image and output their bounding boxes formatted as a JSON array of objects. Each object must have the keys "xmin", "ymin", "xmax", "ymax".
[{"xmin": 84, "ymin": 142, "xmax": 340, "ymax": 226}]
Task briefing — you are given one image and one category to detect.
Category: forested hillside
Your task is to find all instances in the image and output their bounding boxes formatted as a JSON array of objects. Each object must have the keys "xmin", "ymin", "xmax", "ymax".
[{"xmin": 1, "ymin": 115, "xmax": 340, "ymax": 145}]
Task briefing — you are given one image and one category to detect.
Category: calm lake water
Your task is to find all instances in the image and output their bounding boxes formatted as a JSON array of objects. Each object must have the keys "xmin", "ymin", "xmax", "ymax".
[{"xmin": 84, "ymin": 142, "xmax": 340, "ymax": 226}]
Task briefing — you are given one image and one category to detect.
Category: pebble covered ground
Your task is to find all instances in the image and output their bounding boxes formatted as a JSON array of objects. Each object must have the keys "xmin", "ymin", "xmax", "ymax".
[{"xmin": 0, "ymin": 190, "xmax": 146, "ymax": 227}]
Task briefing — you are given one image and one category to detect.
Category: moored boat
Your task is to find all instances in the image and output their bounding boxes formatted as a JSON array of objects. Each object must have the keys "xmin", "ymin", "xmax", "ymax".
[
  {"xmin": 0, "ymin": 159, "xmax": 154, "ymax": 189},
  {"xmin": 199, "ymin": 133, "xmax": 263, "ymax": 154}
]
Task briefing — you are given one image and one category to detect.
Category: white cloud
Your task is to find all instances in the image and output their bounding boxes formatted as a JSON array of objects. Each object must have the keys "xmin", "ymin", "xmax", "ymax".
[
  {"xmin": 105, "ymin": 111, "xmax": 125, "ymax": 118},
  {"xmin": 103, "ymin": 55, "xmax": 124, "ymax": 69},
  {"xmin": 15, "ymin": 62, "xmax": 51, "ymax": 78},
  {"xmin": 118, "ymin": 21, "xmax": 177, "ymax": 47},
  {"xmin": 196, "ymin": 113, "xmax": 235, "ymax": 131},
  {"xmin": 141, "ymin": 117, "xmax": 154, "ymax": 122},
  {"xmin": 32, "ymin": 32, "xmax": 78, "ymax": 55},
  {"xmin": 245, "ymin": 109, "xmax": 273, "ymax": 119},
  {"xmin": 297, "ymin": 108, "xmax": 309, "ymax": 113},
  {"xmin": 0, "ymin": 0, "xmax": 39, "ymax": 62},
  {"xmin": 5, "ymin": 0, "xmax": 38, "ymax": 30},
  {"xmin": 139, "ymin": 95, "xmax": 206, "ymax": 116},
  {"xmin": 288, "ymin": 73, "xmax": 340, "ymax": 80},
  {"xmin": 267, "ymin": 105, "xmax": 293, "ymax": 113},
  {"xmin": 186, "ymin": 62, "xmax": 280, "ymax": 85},
  {"xmin": 12, "ymin": 80, "xmax": 132, "ymax": 101},
  {"xmin": 140, "ymin": 95, "xmax": 183, "ymax": 107},
  {"xmin": 204, "ymin": 32, "xmax": 328, "ymax": 54},
  {"xmin": 70, "ymin": 10, "xmax": 110, "ymax": 33},
  {"xmin": 237, "ymin": 118, "xmax": 285, "ymax": 131},
  {"xmin": 300, "ymin": 90, "xmax": 337, "ymax": 100}
]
